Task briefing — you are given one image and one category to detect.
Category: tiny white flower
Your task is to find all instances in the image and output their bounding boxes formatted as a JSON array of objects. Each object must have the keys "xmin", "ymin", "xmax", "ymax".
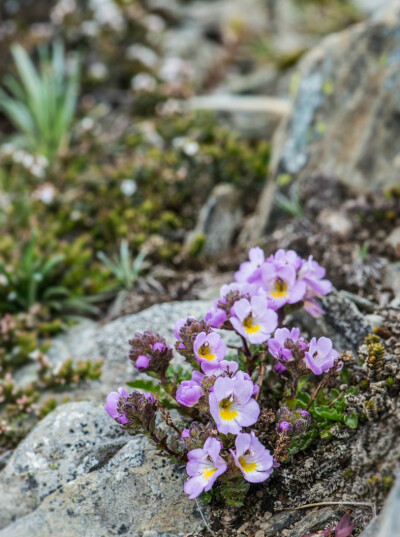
[
  {"xmin": 131, "ymin": 73, "xmax": 157, "ymax": 92},
  {"xmin": 88, "ymin": 62, "xmax": 108, "ymax": 81},
  {"xmin": 120, "ymin": 179, "xmax": 137, "ymax": 197},
  {"xmin": 183, "ymin": 141, "xmax": 199, "ymax": 156},
  {"xmin": 81, "ymin": 20, "xmax": 99, "ymax": 37},
  {"xmin": 126, "ymin": 45, "xmax": 158, "ymax": 68},
  {"xmin": 22, "ymin": 154, "xmax": 34, "ymax": 168},
  {"xmin": 81, "ymin": 117, "xmax": 95, "ymax": 131}
]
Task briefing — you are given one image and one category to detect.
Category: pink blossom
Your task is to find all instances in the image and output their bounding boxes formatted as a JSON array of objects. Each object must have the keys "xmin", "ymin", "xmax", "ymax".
[
  {"xmin": 230, "ymin": 432, "xmax": 274, "ymax": 483},
  {"xmin": 209, "ymin": 371, "xmax": 260, "ymax": 435},
  {"xmin": 193, "ymin": 331, "xmax": 226, "ymax": 369},
  {"xmin": 105, "ymin": 387, "xmax": 130, "ymax": 424},
  {"xmin": 184, "ymin": 437, "xmax": 227, "ymax": 499},
  {"xmin": 176, "ymin": 370, "xmax": 205, "ymax": 407},
  {"xmin": 230, "ymin": 296, "xmax": 277, "ymax": 344},
  {"xmin": 235, "ymin": 246, "xmax": 265, "ymax": 285},
  {"xmin": 305, "ymin": 337, "xmax": 338, "ymax": 375}
]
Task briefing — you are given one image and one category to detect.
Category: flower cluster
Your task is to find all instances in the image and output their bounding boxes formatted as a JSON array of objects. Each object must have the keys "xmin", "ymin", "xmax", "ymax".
[
  {"xmin": 276, "ymin": 406, "xmax": 311, "ymax": 435},
  {"xmin": 105, "ymin": 248, "xmax": 340, "ymax": 504},
  {"xmin": 268, "ymin": 328, "xmax": 340, "ymax": 376},
  {"xmin": 129, "ymin": 330, "xmax": 173, "ymax": 377},
  {"xmin": 206, "ymin": 248, "xmax": 332, "ymax": 328}
]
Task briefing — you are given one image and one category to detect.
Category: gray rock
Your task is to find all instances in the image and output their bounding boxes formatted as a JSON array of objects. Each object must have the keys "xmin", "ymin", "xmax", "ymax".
[
  {"xmin": 250, "ymin": 2, "xmax": 400, "ymax": 237},
  {"xmin": 359, "ymin": 474, "xmax": 400, "ymax": 536},
  {"xmin": 0, "ymin": 402, "xmax": 128, "ymax": 530},
  {"xmin": 385, "ymin": 226, "xmax": 400, "ymax": 251},
  {"xmin": 286, "ymin": 507, "xmax": 337, "ymax": 537},
  {"xmin": 44, "ymin": 300, "xmax": 211, "ymax": 401},
  {"xmin": 317, "ymin": 208, "xmax": 353, "ymax": 237},
  {"xmin": 186, "ymin": 184, "xmax": 243, "ymax": 257},
  {"xmin": 291, "ymin": 289, "xmax": 371, "ymax": 354},
  {"xmin": 354, "ymin": 0, "xmax": 394, "ymax": 15},
  {"xmin": 260, "ymin": 509, "xmax": 303, "ymax": 536},
  {"xmin": 0, "ymin": 402, "xmax": 204, "ymax": 537},
  {"xmin": 383, "ymin": 262, "xmax": 400, "ymax": 298}
]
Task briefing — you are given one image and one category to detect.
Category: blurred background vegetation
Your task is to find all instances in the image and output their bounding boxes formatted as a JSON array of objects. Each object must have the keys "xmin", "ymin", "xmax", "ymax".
[{"xmin": 0, "ymin": 0, "xmax": 374, "ymax": 448}]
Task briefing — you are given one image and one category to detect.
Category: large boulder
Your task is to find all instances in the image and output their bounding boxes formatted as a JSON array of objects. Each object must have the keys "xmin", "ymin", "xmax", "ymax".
[
  {"xmin": 277, "ymin": 1, "xmax": 400, "ymax": 190},
  {"xmin": 0, "ymin": 402, "xmax": 204, "ymax": 537},
  {"xmin": 42, "ymin": 300, "xmax": 211, "ymax": 402},
  {"xmin": 247, "ymin": 2, "xmax": 400, "ymax": 239}
]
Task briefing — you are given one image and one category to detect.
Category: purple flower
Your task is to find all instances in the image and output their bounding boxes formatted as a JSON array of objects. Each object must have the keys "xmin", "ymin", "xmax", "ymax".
[
  {"xmin": 174, "ymin": 317, "xmax": 212, "ymax": 359},
  {"xmin": 105, "ymin": 387, "xmax": 130, "ymax": 424},
  {"xmin": 184, "ymin": 437, "xmax": 227, "ymax": 499},
  {"xmin": 230, "ymin": 295, "xmax": 278, "ymax": 344},
  {"xmin": 235, "ymin": 247, "xmax": 265, "ymax": 285},
  {"xmin": 201, "ymin": 359, "xmax": 239, "ymax": 377},
  {"xmin": 230, "ymin": 432, "xmax": 274, "ymax": 483},
  {"xmin": 193, "ymin": 332, "xmax": 226, "ymax": 367},
  {"xmin": 176, "ymin": 370, "xmax": 205, "ymax": 407},
  {"xmin": 303, "ymin": 295, "xmax": 325, "ymax": 318},
  {"xmin": 262, "ymin": 261, "xmax": 306, "ymax": 310},
  {"xmin": 334, "ymin": 514, "xmax": 355, "ymax": 537},
  {"xmin": 305, "ymin": 337, "xmax": 338, "ymax": 375},
  {"xmin": 136, "ymin": 355, "xmax": 150, "ymax": 370},
  {"xmin": 174, "ymin": 317, "xmax": 191, "ymax": 340},
  {"xmin": 144, "ymin": 392, "xmax": 155, "ymax": 403},
  {"xmin": 129, "ymin": 331, "xmax": 173, "ymax": 375},
  {"xmin": 181, "ymin": 428, "xmax": 190, "ymax": 440},
  {"xmin": 299, "ymin": 256, "xmax": 332, "ymax": 296},
  {"xmin": 204, "ymin": 302, "xmax": 228, "ymax": 328},
  {"xmin": 267, "ymin": 327, "xmax": 306, "ymax": 372},
  {"xmin": 204, "ymin": 282, "xmax": 258, "ymax": 330},
  {"xmin": 209, "ymin": 370, "xmax": 260, "ymax": 434},
  {"xmin": 268, "ymin": 249, "xmax": 302, "ymax": 271},
  {"xmin": 278, "ymin": 421, "xmax": 292, "ymax": 433}
]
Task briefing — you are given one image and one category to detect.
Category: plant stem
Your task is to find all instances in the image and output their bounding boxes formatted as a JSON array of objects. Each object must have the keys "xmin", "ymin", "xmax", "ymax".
[
  {"xmin": 160, "ymin": 408, "xmax": 182, "ymax": 436},
  {"xmin": 277, "ymin": 308, "xmax": 285, "ymax": 328},
  {"xmin": 306, "ymin": 378, "xmax": 326, "ymax": 410},
  {"xmin": 255, "ymin": 351, "xmax": 266, "ymax": 401},
  {"xmin": 240, "ymin": 336, "xmax": 252, "ymax": 359},
  {"xmin": 150, "ymin": 431, "xmax": 183, "ymax": 461}
]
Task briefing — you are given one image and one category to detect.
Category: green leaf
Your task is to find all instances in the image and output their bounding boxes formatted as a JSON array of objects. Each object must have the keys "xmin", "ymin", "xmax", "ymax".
[
  {"xmin": 320, "ymin": 427, "xmax": 333, "ymax": 439},
  {"xmin": 296, "ymin": 392, "xmax": 310, "ymax": 409},
  {"xmin": 127, "ymin": 379, "xmax": 162, "ymax": 394},
  {"xmin": 314, "ymin": 406, "xmax": 342, "ymax": 421},
  {"xmin": 297, "ymin": 375, "xmax": 309, "ymax": 392},
  {"xmin": 344, "ymin": 412, "xmax": 358, "ymax": 429},
  {"xmin": 340, "ymin": 367, "xmax": 351, "ymax": 385}
]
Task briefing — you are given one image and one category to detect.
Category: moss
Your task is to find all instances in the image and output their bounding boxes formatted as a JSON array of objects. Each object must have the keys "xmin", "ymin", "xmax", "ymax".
[{"xmin": 188, "ymin": 233, "xmax": 206, "ymax": 257}]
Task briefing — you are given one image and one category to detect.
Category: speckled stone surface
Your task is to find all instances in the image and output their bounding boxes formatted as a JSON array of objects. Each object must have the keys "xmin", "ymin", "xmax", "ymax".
[{"xmin": 0, "ymin": 402, "xmax": 204, "ymax": 537}]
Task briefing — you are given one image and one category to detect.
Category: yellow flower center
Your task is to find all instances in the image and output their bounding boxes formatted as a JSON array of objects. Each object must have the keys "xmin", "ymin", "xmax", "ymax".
[
  {"xmin": 238, "ymin": 456, "xmax": 257, "ymax": 473},
  {"xmin": 199, "ymin": 342, "xmax": 216, "ymax": 361},
  {"xmin": 202, "ymin": 467, "xmax": 217, "ymax": 480},
  {"xmin": 242, "ymin": 315, "xmax": 260, "ymax": 334},
  {"xmin": 219, "ymin": 397, "xmax": 238, "ymax": 421},
  {"xmin": 270, "ymin": 277, "xmax": 288, "ymax": 298}
]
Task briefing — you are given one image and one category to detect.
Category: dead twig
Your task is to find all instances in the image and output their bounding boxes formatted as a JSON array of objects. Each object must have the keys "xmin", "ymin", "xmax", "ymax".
[
  {"xmin": 195, "ymin": 497, "xmax": 217, "ymax": 537},
  {"xmin": 255, "ymin": 352, "xmax": 266, "ymax": 402},
  {"xmin": 286, "ymin": 500, "xmax": 376, "ymax": 518}
]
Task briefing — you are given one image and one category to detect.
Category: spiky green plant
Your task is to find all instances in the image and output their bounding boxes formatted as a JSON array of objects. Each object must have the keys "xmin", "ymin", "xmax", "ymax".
[
  {"xmin": 97, "ymin": 240, "xmax": 148, "ymax": 291},
  {"xmin": 0, "ymin": 41, "xmax": 80, "ymax": 161},
  {"xmin": 0, "ymin": 231, "xmax": 98, "ymax": 315}
]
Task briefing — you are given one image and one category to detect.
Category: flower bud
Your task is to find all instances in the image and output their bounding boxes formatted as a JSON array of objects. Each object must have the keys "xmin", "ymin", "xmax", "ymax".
[
  {"xmin": 174, "ymin": 318, "xmax": 211, "ymax": 359},
  {"xmin": 129, "ymin": 331, "xmax": 173, "ymax": 377},
  {"xmin": 278, "ymin": 421, "xmax": 292, "ymax": 433}
]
